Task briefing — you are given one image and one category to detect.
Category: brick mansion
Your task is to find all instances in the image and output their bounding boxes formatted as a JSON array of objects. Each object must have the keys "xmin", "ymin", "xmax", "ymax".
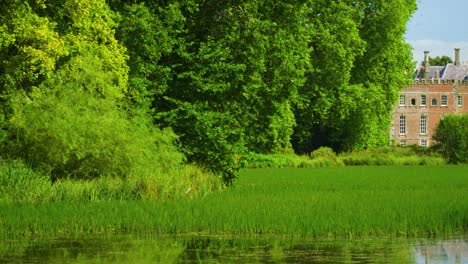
[{"xmin": 391, "ymin": 48, "xmax": 468, "ymax": 147}]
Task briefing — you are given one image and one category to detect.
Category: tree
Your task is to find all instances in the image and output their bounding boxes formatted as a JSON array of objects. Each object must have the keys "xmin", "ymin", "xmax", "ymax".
[
  {"xmin": 1, "ymin": 0, "xmax": 185, "ymax": 180},
  {"xmin": 112, "ymin": 0, "xmax": 311, "ymax": 183},
  {"xmin": 429, "ymin": 55, "xmax": 453, "ymax": 66},
  {"xmin": 433, "ymin": 114, "xmax": 468, "ymax": 164},
  {"xmin": 293, "ymin": 0, "xmax": 416, "ymax": 153}
]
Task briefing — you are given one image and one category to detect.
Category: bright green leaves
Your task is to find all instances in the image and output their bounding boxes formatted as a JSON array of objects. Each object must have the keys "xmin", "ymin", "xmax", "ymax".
[
  {"xmin": 433, "ymin": 114, "xmax": 468, "ymax": 164},
  {"xmin": 293, "ymin": 0, "xmax": 416, "ymax": 153},
  {"xmin": 0, "ymin": 2, "xmax": 66, "ymax": 92},
  {"xmin": 0, "ymin": 0, "xmax": 418, "ymax": 183},
  {"xmin": 1, "ymin": 0, "xmax": 184, "ymax": 181},
  {"xmin": 7, "ymin": 79, "xmax": 183, "ymax": 180}
]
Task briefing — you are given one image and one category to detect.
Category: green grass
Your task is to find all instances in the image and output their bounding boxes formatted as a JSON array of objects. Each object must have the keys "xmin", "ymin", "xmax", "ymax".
[{"xmin": 1, "ymin": 166, "xmax": 467, "ymax": 238}]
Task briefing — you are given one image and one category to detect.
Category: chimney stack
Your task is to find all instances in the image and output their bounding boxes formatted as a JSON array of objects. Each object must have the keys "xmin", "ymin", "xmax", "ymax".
[
  {"xmin": 454, "ymin": 48, "xmax": 460, "ymax": 66},
  {"xmin": 424, "ymin": 51, "xmax": 430, "ymax": 66},
  {"xmin": 424, "ymin": 51, "xmax": 430, "ymax": 80}
]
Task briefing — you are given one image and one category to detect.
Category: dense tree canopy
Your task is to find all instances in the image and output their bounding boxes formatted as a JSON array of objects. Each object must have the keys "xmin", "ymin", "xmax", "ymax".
[{"xmin": 0, "ymin": 0, "xmax": 417, "ymax": 183}]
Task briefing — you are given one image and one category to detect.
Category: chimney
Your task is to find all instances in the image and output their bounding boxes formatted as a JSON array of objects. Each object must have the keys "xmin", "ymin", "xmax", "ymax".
[
  {"xmin": 424, "ymin": 51, "xmax": 430, "ymax": 80},
  {"xmin": 424, "ymin": 51, "xmax": 430, "ymax": 66},
  {"xmin": 454, "ymin": 48, "xmax": 460, "ymax": 66}
]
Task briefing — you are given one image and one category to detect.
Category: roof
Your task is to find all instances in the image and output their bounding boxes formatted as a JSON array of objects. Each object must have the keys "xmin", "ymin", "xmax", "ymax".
[{"xmin": 415, "ymin": 63, "xmax": 468, "ymax": 81}]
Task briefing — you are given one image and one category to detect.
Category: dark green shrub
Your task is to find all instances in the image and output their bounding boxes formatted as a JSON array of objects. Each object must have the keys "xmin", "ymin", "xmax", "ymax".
[
  {"xmin": 0, "ymin": 112, "xmax": 5, "ymax": 144},
  {"xmin": 433, "ymin": 114, "xmax": 468, "ymax": 164}
]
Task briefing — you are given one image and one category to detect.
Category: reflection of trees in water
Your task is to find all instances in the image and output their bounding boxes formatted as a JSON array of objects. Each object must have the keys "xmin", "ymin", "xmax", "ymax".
[
  {"xmin": 414, "ymin": 240, "xmax": 468, "ymax": 264},
  {"xmin": 1, "ymin": 235, "xmax": 466, "ymax": 263}
]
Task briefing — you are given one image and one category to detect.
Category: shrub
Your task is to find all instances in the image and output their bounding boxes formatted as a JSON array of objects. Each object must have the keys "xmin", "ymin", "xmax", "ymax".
[
  {"xmin": 433, "ymin": 114, "xmax": 468, "ymax": 164},
  {"xmin": 339, "ymin": 146, "xmax": 445, "ymax": 166},
  {"xmin": 5, "ymin": 85, "xmax": 184, "ymax": 180},
  {"xmin": 243, "ymin": 147, "xmax": 344, "ymax": 169}
]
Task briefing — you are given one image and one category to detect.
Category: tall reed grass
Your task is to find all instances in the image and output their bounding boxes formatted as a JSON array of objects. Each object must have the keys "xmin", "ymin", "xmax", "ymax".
[
  {"xmin": 1, "ymin": 165, "xmax": 467, "ymax": 237},
  {"xmin": 0, "ymin": 159, "xmax": 221, "ymax": 203}
]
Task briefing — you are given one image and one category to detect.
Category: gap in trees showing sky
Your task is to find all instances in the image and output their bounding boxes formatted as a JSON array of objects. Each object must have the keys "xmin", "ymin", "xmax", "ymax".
[{"xmin": 406, "ymin": 0, "xmax": 468, "ymax": 65}]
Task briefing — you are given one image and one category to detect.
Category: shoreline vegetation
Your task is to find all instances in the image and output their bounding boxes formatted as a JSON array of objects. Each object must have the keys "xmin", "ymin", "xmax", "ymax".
[
  {"xmin": 0, "ymin": 146, "xmax": 446, "ymax": 203},
  {"xmin": 1, "ymin": 153, "xmax": 467, "ymax": 238}
]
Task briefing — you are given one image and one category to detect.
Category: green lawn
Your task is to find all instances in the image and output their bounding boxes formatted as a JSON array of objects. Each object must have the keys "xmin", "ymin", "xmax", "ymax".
[{"xmin": 1, "ymin": 165, "xmax": 467, "ymax": 237}]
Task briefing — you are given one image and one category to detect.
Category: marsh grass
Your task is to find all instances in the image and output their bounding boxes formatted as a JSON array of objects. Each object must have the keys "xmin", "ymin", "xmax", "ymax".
[
  {"xmin": 1, "ymin": 165, "xmax": 467, "ymax": 237},
  {"xmin": 0, "ymin": 160, "xmax": 221, "ymax": 203}
]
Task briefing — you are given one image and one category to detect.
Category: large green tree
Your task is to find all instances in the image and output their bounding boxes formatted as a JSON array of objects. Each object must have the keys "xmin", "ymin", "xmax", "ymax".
[
  {"xmin": 1, "ymin": 0, "xmax": 184, "ymax": 180},
  {"xmin": 293, "ymin": 0, "xmax": 416, "ymax": 153},
  {"xmin": 112, "ymin": 0, "xmax": 311, "ymax": 183}
]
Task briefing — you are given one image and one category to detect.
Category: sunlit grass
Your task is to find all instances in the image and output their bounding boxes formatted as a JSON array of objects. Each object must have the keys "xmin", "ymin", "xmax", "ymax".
[{"xmin": 1, "ymin": 165, "xmax": 467, "ymax": 237}]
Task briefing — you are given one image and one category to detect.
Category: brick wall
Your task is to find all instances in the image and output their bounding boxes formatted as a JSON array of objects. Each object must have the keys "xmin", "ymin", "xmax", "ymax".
[{"xmin": 391, "ymin": 81, "xmax": 468, "ymax": 146}]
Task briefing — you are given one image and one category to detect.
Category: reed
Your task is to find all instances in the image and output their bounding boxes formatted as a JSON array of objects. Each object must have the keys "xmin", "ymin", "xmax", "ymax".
[{"xmin": 1, "ymin": 165, "xmax": 467, "ymax": 237}]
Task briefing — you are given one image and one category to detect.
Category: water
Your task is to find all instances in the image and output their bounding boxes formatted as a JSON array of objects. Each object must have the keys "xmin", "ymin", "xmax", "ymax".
[{"xmin": 1, "ymin": 234, "xmax": 467, "ymax": 263}]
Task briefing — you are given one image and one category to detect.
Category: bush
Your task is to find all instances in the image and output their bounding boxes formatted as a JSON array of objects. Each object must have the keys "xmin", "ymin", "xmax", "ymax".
[
  {"xmin": 339, "ymin": 146, "xmax": 445, "ymax": 166},
  {"xmin": 433, "ymin": 114, "xmax": 468, "ymax": 164},
  {"xmin": 5, "ymin": 85, "xmax": 184, "ymax": 180},
  {"xmin": 243, "ymin": 147, "xmax": 344, "ymax": 169}
]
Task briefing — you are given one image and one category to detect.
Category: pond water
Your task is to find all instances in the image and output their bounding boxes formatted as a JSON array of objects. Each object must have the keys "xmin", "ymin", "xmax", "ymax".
[{"xmin": 0, "ymin": 234, "xmax": 467, "ymax": 263}]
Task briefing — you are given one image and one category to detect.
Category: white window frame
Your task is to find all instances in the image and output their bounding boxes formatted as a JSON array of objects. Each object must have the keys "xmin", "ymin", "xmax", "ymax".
[
  {"xmin": 399, "ymin": 95, "xmax": 406, "ymax": 106},
  {"xmin": 441, "ymin": 94, "xmax": 448, "ymax": 106},
  {"xmin": 400, "ymin": 140, "xmax": 407, "ymax": 147},
  {"xmin": 420, "ymin": 95, "xmax": 427, "ymax": 106},
  {"xmin": 457, "ymin": 95, "xmax": 463, "ymax": 107},
  {"xmin": 420, "ymin": 139, "xmax": 428, "ymax": 147},
  {"xmin": 420, "ymin": 115, "xmax": 427, "ymax": 135},
  {"xmin": 399, "ymin": 115, "xmax": 406, "ymax": 135}
]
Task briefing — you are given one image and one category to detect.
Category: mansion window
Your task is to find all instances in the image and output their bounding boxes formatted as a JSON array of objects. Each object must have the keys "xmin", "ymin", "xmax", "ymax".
[
  {"xmin": 400, "ymin": 140, "xmax": 407, "ymax": 147},
  {"xmin": 441, "ymin": 94, "xmax": 448, "ymax": 106},
  {"xmin": 420, "ymin": 115, "xmax": 427, "ymax": 135},
  {"xmin": 431, "ymin": 98, "xmax": 437, "ymax": 106},
  {"xmin": 399, "ymin": 115, "xmax": 406, "ymax": 135},
  {"xmin": 457, "ymin": 95, "xmax": 463, "ymax": 107},
  {"xmin": 420, "ymin": 139, "xmax": 428, "ymax": 147},
  {"xmin": 399, "ymin": 95, "xmax": 406, "ymax": 106},
  {"xmin": 411, "ymin": 98, "xmax": 416, "ymax": 106},
  {"xmin": 420, "ymin": 95, "xmax": 427, "ymax": 106}
]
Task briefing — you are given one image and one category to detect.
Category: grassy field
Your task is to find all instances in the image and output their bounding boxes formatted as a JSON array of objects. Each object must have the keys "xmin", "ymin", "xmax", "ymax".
[{"xmin": 1, "ymin": 165, "xmax": 467, "ymax": 237}]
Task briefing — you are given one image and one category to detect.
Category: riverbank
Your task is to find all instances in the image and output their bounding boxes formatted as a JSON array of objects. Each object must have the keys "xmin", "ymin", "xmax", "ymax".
[{"xmin": 1, "ymin": 165, "xmax": 467, "ymax": 237}]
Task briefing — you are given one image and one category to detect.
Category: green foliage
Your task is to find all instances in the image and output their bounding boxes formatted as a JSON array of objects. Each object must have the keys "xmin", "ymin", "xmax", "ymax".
[
  {"xmin": 244, "ymin": 147, "xmax": 344, "ymax": 169},
  {"xmin": 0, "ymin": 113, "xmax": 5, "ymax": 144},
  {"xmin": 2, "ymin": 166, "xmax": 467, "ymax": 237},
  {"xmin": 0, "ymin": 159, "xmax": 50, "ymax": 203},
  {"xmin": 293, "ymin": 0, "xmax": 416, "ymax": 153},
  {"xmin": 0, "ymin": 0, "xmax": 419, "ymax": 185},
  {"xmin": 6, "ymin": 80, "xmax": 183, "ymax": 180},
  {"xmin": 433, "ymin": 114, "xmax": 468, "ymax": 164},
  {"xmin": 339, "ymin": 147, "xmax": 445, "ymax": 166},
  {"xmin": 0, "ymin": 159, "xmax": 221, "ymax": 203},
  {"xmin": 429, "ymin": 55, "xmax": 453, "ymax": 66}
]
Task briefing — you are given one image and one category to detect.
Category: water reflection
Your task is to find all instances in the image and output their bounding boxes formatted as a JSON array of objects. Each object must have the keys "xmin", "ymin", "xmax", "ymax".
[
  {"xmin": 0, "ymin": 234, "xmax": 466, "ymax": 263},
  {"xmin": 414, "ymin": 240, "xmax": 468, "ymax": 264}
]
